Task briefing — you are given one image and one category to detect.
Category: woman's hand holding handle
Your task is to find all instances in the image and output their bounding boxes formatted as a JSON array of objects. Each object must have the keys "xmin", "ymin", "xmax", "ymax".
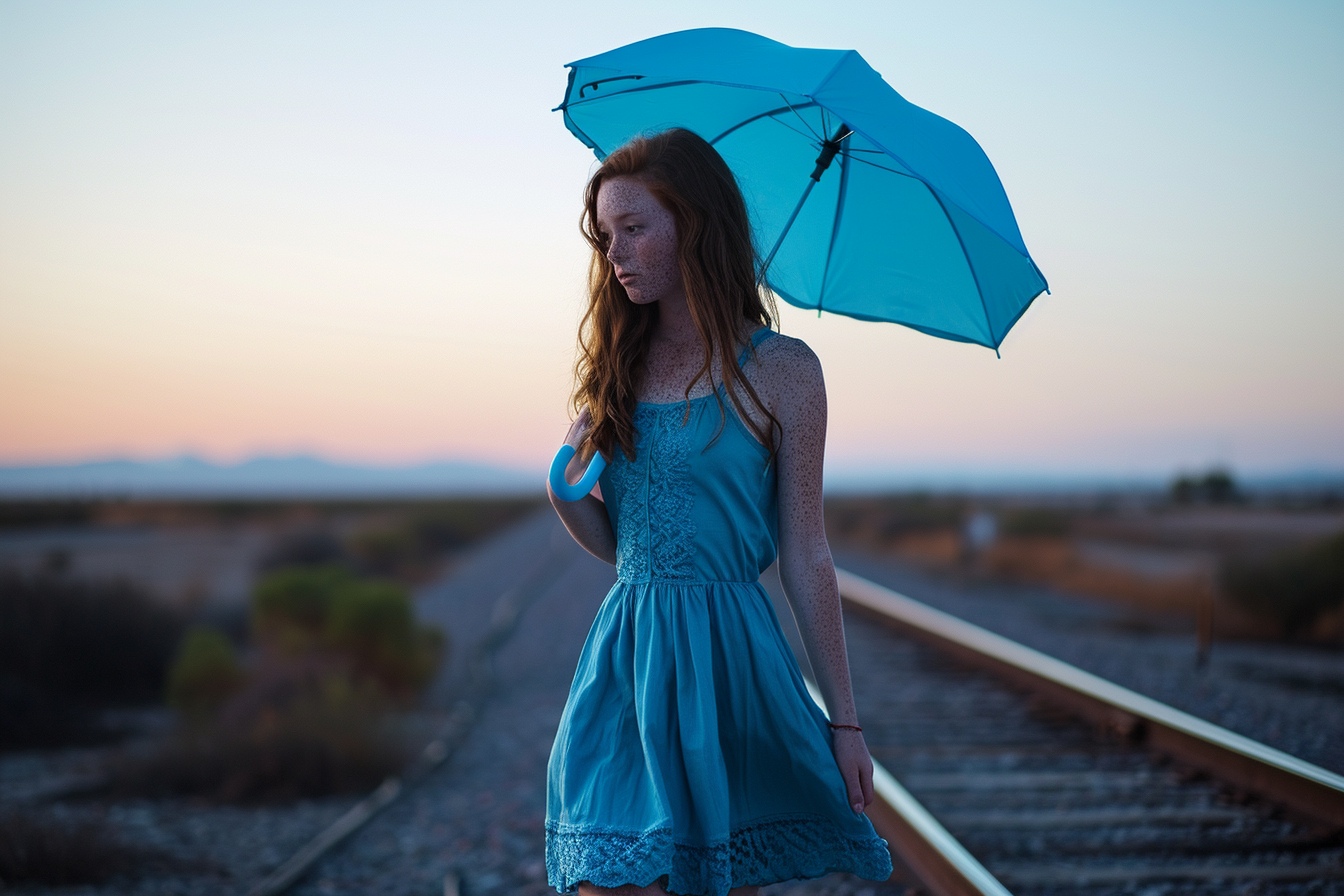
[{"xmin": 549, "ymin": 409, "xmax": 606, "ymax": 502}]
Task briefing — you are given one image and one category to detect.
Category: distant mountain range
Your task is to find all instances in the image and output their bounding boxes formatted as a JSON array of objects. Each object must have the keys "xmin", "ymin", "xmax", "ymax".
[{"xmin": 0, "ymin": 456, "xmax": 541, "ymax": 497}]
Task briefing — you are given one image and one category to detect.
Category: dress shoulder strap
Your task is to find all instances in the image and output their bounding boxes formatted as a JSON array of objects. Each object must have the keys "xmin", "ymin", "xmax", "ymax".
[{"xmin": 735, "ymin": 327, "xmax": 777, "ymax": 369}]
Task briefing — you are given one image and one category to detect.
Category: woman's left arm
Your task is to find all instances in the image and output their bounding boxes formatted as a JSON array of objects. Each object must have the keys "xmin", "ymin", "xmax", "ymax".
[{"xmin": 766, "ymin": 339, "xmax": 875, "ymax": 816}]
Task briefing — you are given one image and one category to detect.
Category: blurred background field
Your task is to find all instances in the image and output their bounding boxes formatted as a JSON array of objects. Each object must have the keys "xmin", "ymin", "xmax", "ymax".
[
  {"xmin": 825, "ymin": 471, "xmax": 1344, "ymax": 645},
  {"xmin": 1, "ymin": 474, "xmax": 1342, "ymax": 889}
]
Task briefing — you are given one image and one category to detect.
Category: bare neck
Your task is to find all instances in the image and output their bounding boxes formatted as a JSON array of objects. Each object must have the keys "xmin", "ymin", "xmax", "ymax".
[{"xmin": 653, "ymin": 292, "xmax": 697, "ymax": 344}]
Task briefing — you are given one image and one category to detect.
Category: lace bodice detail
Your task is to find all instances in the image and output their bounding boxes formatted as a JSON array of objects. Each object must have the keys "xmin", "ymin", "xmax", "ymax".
[
  {"xmin": 605, "ymin": 402, "xmax": 699, "ymax": 582},
  {"xmin": 597, "ymin": 329, "xmax": 781, "ymax": 585}
]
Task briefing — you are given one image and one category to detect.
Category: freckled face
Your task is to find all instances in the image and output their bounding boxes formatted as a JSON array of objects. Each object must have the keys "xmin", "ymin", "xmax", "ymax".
[{"xmin": 595, "ymin": 176, "xmax": 684, "ymax": 306}]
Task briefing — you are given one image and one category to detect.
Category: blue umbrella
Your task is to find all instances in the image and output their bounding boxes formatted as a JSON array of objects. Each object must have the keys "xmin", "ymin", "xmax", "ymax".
[
  {"xmin": 548, "ymin": 28, "xmax": 1049, "ymax": 500},
  {"xmin": 557, "ymin": 27, "xmax": 1048, "ymax": 353}
]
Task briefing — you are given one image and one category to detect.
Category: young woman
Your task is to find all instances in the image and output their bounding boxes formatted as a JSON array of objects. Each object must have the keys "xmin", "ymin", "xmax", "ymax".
[{"xmin": 545, "ymin": 128, "xmax": 892, "ymax": 896}]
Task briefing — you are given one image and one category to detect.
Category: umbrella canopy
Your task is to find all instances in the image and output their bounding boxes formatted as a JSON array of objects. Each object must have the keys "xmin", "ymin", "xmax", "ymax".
[{"xmin": 557, "ymin": 28, "xmax": 1048, "ymax": 351}]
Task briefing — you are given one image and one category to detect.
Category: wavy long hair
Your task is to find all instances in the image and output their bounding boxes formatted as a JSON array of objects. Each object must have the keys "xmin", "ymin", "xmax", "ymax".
[{"xmin": 574, "ymin": 128, "xmax": 780, "ymax": 463}]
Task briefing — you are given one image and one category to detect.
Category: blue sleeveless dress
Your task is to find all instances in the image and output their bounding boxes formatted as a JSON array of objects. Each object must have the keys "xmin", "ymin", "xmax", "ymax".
[{"xmin": 545, "ymin": 330, "xmax": 892, "ymax": 896}]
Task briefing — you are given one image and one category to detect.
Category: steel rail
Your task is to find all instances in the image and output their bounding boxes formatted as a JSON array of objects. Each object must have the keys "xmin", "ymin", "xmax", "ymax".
[
  {"xmin": 804, "ymin": 680, "xmax": 1012, "ymax": 896},
  {"xmin": 835, "ymin": 567, "xmax": 1344, "ymax": 830}
]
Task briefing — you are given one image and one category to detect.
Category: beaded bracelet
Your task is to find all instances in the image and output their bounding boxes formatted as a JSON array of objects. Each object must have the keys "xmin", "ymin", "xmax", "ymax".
[{"xmin": 827, "ymin": 722, "xmax": 863, "ymax": 732}]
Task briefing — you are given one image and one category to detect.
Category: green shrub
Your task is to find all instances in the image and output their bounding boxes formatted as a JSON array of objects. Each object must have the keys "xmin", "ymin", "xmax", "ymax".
[
  {"xmin": 250, "ymin": 565, "xmax": 353, "ymax": 646},
  {"xmin": 326, "ymin": 580, "xmax": 442, "ymax": 695},
  {"xmin": 248, "ymin": 566, "xmax": 444, "ymax": 696},
  {"xmin": 165, "ymin": 626, "xmax": 244, "ymax": 717},
  {"xmin": 1222, "ymin": 531, "xmax": 1344, "ymax": 637}
]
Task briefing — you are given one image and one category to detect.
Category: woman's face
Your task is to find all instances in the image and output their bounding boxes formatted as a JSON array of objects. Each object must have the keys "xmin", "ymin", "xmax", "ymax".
[{"xmin": 595, "ymin": 176, "xmax": 683, "ymax": 306}]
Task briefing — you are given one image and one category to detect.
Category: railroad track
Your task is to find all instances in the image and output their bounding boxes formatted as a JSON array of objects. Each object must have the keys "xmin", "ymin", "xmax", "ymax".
[
  {"xmin": 243, "ymin": 520, "xmax": 1343, "ymax": 896},
  {"xmin": 821, "ymin": 568, "xmax": 1344, "ymax": 896}
]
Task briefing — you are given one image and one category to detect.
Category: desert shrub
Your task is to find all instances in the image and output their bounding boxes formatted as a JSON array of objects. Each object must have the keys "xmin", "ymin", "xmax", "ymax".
[
  {"xmin": 326, "ymin": 580, "xmax": 441, "ymax": 694},
  {"xmin": 0, "ymin": 676, "xmax": 109, "ymax": 750},
  {"xmin": 249, "ymin": 565, "xmax": 444, "ymax": 697},
  {"xmin": 823, "ymin": 494, "xmax": 965, "ymax": 548},
  {"xmin": 166, "ymin": 626, "xmax": 244, "ymax": 717},
  {"xmin": 0, "ymin": 570, "xmax": 185, "ymax": 749},
  {"xmin": 998, "ymin": 507, "xmax": 1072, "ymax": 539},
  {"xmin": 114, "ymin": 670, "xmax": 407, "ymax": 802},
  {"xmin": 1222, "ymin": 531, "xmax": 1344, "ymax": 638},
  {"xmin": 251, "ymin": 565, "xmax": 352, "ymax": 645},
  {"xmin": 108, "ymin": 527, "xmax": 450, "ymax": 801},
  {"xmin": 0, "ymin": 570, "xmax": 184, "ymax": 705}
]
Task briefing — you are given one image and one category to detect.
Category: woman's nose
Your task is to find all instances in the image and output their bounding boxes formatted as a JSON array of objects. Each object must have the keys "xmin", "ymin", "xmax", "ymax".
[{"xmin": 606, "ymin": 235, "xmax": 625, "ymax": 262}]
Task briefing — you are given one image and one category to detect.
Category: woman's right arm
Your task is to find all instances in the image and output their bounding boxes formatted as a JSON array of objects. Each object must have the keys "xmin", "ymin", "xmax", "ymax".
[{"xmin": 548, "ymin": 409, "xmax": 617, "ymax": 565}]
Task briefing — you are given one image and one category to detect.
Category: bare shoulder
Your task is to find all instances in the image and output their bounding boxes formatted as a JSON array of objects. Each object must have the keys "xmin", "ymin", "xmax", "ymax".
[
  {"xmin": 751, "ymin": 332, "xmax": 825, "ymax": 398},
  {"xmin": 743, "ymin": 333, "xmax": 826, "ymax": 428}
]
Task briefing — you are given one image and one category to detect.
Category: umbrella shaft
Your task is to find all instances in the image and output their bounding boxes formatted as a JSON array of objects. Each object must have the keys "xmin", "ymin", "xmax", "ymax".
[
  {"xmin": 759, "ymin": 124, "xmax": 851, "ymax": 286},
  {"xmin": 811, "ymin": 124, "xmax": 852, "ymax": 181}
]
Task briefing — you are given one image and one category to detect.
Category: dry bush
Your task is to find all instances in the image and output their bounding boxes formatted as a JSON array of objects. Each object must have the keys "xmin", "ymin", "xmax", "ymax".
[
  {"xmin": 823, "ymin": 494, "xmax": 966, "ymax": 553},
  {"xmin": 115, "ymin": 666, "xmax": 408, "ymax": 802},
  {"xmin": 166, "ymin": 625, "xmax": 245, "ymax": 717},
  {"xmin": 998, "ymin": 507, "xmax": 1072, "ymax": 539},
  {"xmin": 120, "ymin": 566, "xmax": 444, "ymax": 801},
  {"xmin": 250, "ymin": 565, "xmax": 444, "ymax": 697},
  {"xmin": 1222, "ymin": 531, "xmax": 1344, "ymax": 639},
  {"xmin": 0, "ymin": 569, "xmax": 185, "ymax": 749}
]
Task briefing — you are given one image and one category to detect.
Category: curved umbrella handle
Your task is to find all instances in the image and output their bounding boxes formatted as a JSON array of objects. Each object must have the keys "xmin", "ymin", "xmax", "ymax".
[{"xmin": 548, "ymin": 444, "xmax": 607, "ymax": 502}]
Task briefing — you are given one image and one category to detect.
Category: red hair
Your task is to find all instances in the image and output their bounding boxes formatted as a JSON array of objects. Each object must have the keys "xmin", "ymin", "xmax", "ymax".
[{"xmin": 574, "ymin": 128, "xmax": 780, "ymax": 462}]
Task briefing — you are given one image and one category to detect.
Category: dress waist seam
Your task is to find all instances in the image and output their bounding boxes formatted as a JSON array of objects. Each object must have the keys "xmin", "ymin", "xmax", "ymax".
[{"xmin": 616, "ymin": 576, "xmax": 760, "ymax": 586}]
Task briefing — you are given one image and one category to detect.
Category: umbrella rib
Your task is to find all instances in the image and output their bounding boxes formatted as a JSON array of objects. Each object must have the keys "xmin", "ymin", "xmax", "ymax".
[
  {"xmin": 780, "ymin": 93, "xmax": 823, "ymax": 142},
  {"xmin": 840, "ymin": 150, "xmax": 919, "ymax": 180},
  {"xmin": 707, "ymin": 100, "xmax": 821, "ymax": 146},
  {"xmin": 926, "ymin": 185, "xmax": 998, "ymax": 350},
  {"xmin": 764, "ymin": 114, "xmax": 824, "ymax": 145}
]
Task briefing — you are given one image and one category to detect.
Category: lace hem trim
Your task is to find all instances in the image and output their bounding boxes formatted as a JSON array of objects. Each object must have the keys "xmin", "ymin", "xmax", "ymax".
[{"xmin": 545, "ymin": 815, "xmax": 892, "ymax": 896}]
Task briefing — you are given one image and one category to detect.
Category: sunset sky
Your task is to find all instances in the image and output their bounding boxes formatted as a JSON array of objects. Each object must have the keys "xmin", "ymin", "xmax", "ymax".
[{"xmin": 2, "ymin": 1, "xmax": 1341, "ymax": 485}]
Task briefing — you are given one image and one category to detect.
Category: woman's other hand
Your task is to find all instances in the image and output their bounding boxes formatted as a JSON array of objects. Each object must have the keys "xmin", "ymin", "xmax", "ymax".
[
  {"xmin": 830, "ymin": 728, "xmax": 876, "ymax": 814},
  {"xmin": 564, "ymin": 407, "xmax": 593, "ymax": 451}
]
